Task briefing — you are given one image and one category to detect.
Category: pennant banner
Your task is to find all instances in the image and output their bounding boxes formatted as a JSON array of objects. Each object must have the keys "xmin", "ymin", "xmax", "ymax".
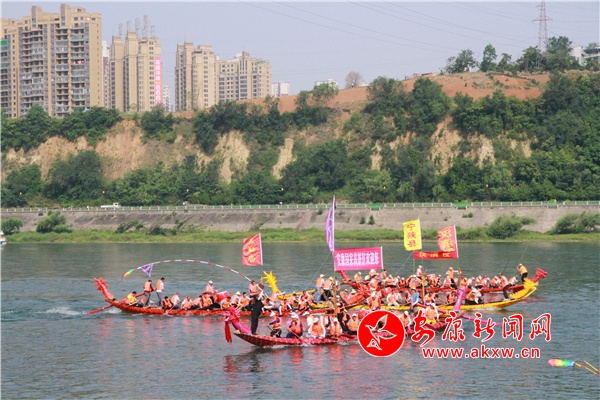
[
  {"xmin": 325, "ymin": 196, "xmax": 335, "ymax": 252},
  {"xmin": 242, "ymin": 234, "xmax": 263, "ymax": 266},
  {"xmin": 139, "ymin": 263, "xmax": 153, "ymax": 277},
  {"xmin": 334, "ymin": 247, "xmax": 383, "ymax": 271},
  {"xmin": 413, "ymin": 250, "xmax": 458, "ymax": 260},
  {"xmin": 403, "ymin": 219, "xmax": 422, "ymax": 251}
]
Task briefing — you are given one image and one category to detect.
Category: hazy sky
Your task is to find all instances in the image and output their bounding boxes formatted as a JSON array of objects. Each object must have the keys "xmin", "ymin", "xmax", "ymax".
[{"xmin": 3, "ymin": 1, "xmax": 598, "ymax": 95}]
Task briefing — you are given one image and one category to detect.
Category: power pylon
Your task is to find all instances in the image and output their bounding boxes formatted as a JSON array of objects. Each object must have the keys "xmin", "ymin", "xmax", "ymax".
[{"xmin": 534, "ymin": 0, "xmax": 552, "ymax": 69}]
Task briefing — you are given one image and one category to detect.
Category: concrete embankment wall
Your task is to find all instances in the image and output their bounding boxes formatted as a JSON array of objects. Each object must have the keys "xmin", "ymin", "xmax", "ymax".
[{"xmin": 3, "ymin": 204, "xmax": 598, "ymax": 233}]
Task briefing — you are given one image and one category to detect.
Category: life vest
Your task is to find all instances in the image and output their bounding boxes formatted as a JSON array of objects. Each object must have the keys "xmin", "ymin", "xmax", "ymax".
[
  {"xmin": 162, "ymin": 298, "xmax": 172, "ymax": 308},
  {"xmin": 518, "ymin": 265, "xmax": 528, "ymax": 274},
  {"xmin": 323, "ymin": 279, "xmax": 332, "ymax": 290},
  {"xmin": 290, "ymin": 321, "xmax": 303, "ymax": 335},
  {"xmin": 202, "ymin": 296, "xmax": 212, "ymax": 307},
  {"xmin": 171, "ymin": 295, "xmax": 179, "ymax": 304},
  {"xmin": 348, "ymin": 318, "xmax": 359, "ymax": 331},
  {"xmin": 329, "ymin": 323, "xmax": 341, "ymax": 335},
  {"xmin": 272, "ymin": 319, "xmax": 282, "ymax": 330},
  {"xmin": 127, "ymin": 293, "xmax": 137, "ymax": 305},
  {"xmin": 155, "ymin": 280, "xmax": 163, "ymax": 291},
  {"xmin": 425, "ymin": 307, "xmax": 437, "ymax": 321},
  {"xmin": 316, "ymin": 277, "xmax": 324, "ymax": 287},
  {"xmin": 248, "ymin": 283, "xmax": 259, "ymax": 296},
  {"xmin": 144, "ymin": 281, "xmax": 153, "ymax": 292}
]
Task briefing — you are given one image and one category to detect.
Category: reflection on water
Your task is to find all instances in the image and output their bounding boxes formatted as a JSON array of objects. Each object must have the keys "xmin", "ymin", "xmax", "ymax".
[{"xmin": 1, "ymin": 242, "xmax": 599, "ymax": 398}]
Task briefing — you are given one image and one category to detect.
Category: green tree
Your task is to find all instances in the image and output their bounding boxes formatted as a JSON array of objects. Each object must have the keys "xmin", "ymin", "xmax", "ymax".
[
  {"xmin": 479, "ymin": 44, "xmax": 498, "ymax": 72},
  {"xmin": 546, "ymin": 36, "xmax": 578, "ymax": 71},
  {"xmin": 408, "ymin": 78, "xmax": 452, "ymax": 136},
  {"xmin": 311, "ymin": 82, "xmax": 339, "ymax": 107},
  {"xmin": 444, "ymin": 49, "xmax": 478, "ymax": 74},
  {"xmin": 36, "ymin": 211, "xmax": 72, "ymax": 233},
  {"xmin": 44, "ymin": 150, "xmax": 104, "ymax": 201},
  {"xmin": 1, "ymin": 217, "xmax": 24, "ymax": 235},
  {"xmin": 1, "ymin": 164, "xmax": 43, "ymax": 207}
]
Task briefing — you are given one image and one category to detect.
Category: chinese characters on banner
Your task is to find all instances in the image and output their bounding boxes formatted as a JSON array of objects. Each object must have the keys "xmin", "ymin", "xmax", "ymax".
[
  {"xmin": 413, "ymin": 225, "xmax": 458, "ymax": 259},
  {"xmin": 154, "ymin": 57, "xmax": 162, "ymax": 104},
  {"xmin": 333, "ymin": 247, "xmax": 383, "ymax": 271},
  {"xmin": 242, "ymin": 234, "xmax": 263, "ymax": 266},
  {"xmin": 403, "ymin": 219, "xmax": 422, "ymax": 251}
]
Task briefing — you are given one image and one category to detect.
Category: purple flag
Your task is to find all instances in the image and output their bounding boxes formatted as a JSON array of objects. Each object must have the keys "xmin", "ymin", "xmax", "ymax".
[
  {"xmin": 139, "ymin": 263, "xmax": 153, "ymax": 277},
  {"xmin": 325, "ymin": 196, "xmax": 335, "ymax": 252}
]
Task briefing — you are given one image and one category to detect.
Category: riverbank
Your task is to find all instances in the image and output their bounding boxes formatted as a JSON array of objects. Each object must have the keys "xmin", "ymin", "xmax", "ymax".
[
  {"xmin": 3, "ymin": 202, "xmax": 599, "ymax": 235},
  {"xmin": 4, "ymin": 227, "xmax": 598, "ymax": 243}
]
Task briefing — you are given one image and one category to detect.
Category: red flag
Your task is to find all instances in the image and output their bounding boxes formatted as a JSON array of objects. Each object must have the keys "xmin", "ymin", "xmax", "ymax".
[
  {"xmin": 242, "ymin": 234, "xmax": 263, "ymax": 266},
  {"xmin": 413, "ymin": 250, "xmax": 458, "ymax": 260},
  {"xmin": 438, "ymin": 226, "xmax": 458, "ymax": 253}
]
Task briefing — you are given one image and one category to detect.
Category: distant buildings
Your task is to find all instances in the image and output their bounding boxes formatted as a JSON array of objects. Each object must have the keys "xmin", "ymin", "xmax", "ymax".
[
  {"xmin": 107, "ymin": 31, "xmax": 162, "ymax": 112},
  {"xmin": 174, "ymin": 44, "xmax": 272, "ymax": 111},
  {"xmin": 272, "ymin": 81, "xmax": 290, "ymax": 97},
  {"xmin": 2, "ymin": 4, "xmax": 274, "ymax": 118},
  {"xmin": 314, "ymin": 79, "xmax": 338, "ymax": 89},
  {"xmin": 571, "ymin": 44, "xmax": 600, "ymax": 66},
  {"xmin": 1, "ymin": 5, "xmax": 103, "ymax": 118}
]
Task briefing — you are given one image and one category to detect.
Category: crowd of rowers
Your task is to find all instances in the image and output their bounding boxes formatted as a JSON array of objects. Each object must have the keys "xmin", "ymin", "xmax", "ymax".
[
  {"xmin": 124, "ymin": 263, "xmax": 528, "ymax": 313},
  {"xmin": 334, "ymin": 264, "xmax": 527, "ymax": 306}
]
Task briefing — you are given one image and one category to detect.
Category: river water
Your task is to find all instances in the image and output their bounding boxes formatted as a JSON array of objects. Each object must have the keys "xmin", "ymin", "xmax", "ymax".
[{"xmin": 1, "ymin": 242, "xmax": 599, "ymax": 399}]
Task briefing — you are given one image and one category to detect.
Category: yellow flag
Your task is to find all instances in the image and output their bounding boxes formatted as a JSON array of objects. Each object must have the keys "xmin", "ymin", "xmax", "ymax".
[{"xmin": 403, "ymin": 219, "xmax": 422, "ymax": 251}]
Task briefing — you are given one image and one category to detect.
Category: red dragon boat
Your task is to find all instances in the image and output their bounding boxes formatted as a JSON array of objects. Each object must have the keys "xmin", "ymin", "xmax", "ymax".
[
  {"xmin": 91, "ymin": 277, "xmax": 352, "ymax": 317},
  {"xmin": 223, "ymin": 306, "xmax": 453, "ymax": 347},
  {"xmin": 92, "ymin": 277, "xmax": 230, "ymax": 316}
]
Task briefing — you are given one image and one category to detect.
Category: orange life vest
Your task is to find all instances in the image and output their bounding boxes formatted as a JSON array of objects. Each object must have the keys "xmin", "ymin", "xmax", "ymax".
[
  {"xmin": 144, "ymin": 281, "xmax": 153, "ymax": 292},
  {"xmin": 349, "ymin": 318, "xmax": 359, "ymax": 330}
]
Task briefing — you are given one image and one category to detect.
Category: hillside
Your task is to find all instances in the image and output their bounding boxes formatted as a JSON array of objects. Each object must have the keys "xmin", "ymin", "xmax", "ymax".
[{"xmin": 2, "ymin": 72, "xmax": 551, "ymax": 183}]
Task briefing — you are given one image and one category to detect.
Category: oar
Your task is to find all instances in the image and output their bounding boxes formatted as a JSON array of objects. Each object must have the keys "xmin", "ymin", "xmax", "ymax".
[{"xmin": 87, "ymin": 304, "xmax": 113, "ymax": 314}]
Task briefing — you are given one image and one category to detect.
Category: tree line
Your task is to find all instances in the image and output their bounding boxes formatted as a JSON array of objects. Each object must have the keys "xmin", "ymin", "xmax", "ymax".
[{"xmin": 2, "ymin": 71, "xmax": 598, "ymax": 209}]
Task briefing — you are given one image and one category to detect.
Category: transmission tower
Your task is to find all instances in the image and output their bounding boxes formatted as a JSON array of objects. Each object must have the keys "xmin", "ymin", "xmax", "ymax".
[{"xmin": 534, "ymin": 0, "xmax": 551, "ymax": 68}]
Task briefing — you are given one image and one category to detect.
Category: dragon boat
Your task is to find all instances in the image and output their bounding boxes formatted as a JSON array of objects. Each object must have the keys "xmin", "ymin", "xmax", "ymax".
[
  {"xmin": 338, "ymin": 267, "xmax": 548, "ymax": 300},
  {"xmin": 349, "ymin": 272, "xmax": 543, "ymax": 312},
  {"xmin": 91, "ymin": 277, "xmax": 344, "ymax": 317},
  {"xmin": 92, "ymin": 277, "xmax": 230, "ymax": 316},
  {"xmin": 222, "ymin": 306, "xmax": 454, "ymax": 348}
]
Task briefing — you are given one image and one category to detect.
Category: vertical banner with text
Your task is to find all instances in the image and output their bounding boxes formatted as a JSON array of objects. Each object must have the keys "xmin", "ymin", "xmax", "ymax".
[
  {"xmin": 242, "ymin": 234, "xmax": 263, "ymax": 266},
  {"xmin": 403, "ymin": 219, "xmax": 422, "ymax": 251}
]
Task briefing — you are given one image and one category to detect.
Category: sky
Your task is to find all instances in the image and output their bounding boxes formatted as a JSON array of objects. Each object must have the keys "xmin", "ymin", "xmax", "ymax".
[{"xmin": 2, "ymin": 1, "xmax": 598, "ymax": 95}]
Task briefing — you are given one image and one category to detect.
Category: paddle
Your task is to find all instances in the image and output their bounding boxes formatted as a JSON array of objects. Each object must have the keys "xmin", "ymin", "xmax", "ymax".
[{"xmin": 87, "ymin": 304, "xmax": 112, "ymax": 314}]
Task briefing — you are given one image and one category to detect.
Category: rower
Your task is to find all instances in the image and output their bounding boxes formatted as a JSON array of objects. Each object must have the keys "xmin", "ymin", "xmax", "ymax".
[
  {"xmin": 517, "ymin": 263, "xmax": 528, "ymax": 283},
  {"xmin": 286, "ymin": 313, "xmax": 304, "ymax": 338},
  {"xmin": 329, "ymin": 318, "xmax": 342, "ymax": 338},
  {"xmin": 424, "ymin": 303, "xmax": 438, "ymax": 324},
  {"xmin": 126, "ymin": 291, "xmax": 143, "ymax": 307},
  {"xmin": 308, "ymin": 316, "xmax": 325, "ymax": 339},
  {"xmin": 170, "ymin": 293, "xmax": 181, "ymax": 309},
  {"xmin": 268, "ymin": 312, "xmax": 282, "ymax": 337},
  {"xmin": 347, "ymin": 314, "xmax": 360, "ymax": 335},
  {"xmin": 161, "ymin": 295, "xmax": 173, "ymax": 310}
]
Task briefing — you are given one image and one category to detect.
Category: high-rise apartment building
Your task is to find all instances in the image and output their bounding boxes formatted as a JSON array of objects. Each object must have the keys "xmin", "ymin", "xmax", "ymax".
[
  {"xmin": 175, "ymin": 45, "xmax": 272, "ymax": 111},
  {"xmin": 107, "ymin": 31, "xmax": 162, "ymax": 112},
  {"xmin": 174, "ymin": 43, "xmax": 218, "ymax": 111},
  {"xmin": 1, "ymin": 4, "xmax": 102, "ymax": 118},
  {"xmin": 218, "ymin": 52, "xmax": 271, "ymax": 103}
]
